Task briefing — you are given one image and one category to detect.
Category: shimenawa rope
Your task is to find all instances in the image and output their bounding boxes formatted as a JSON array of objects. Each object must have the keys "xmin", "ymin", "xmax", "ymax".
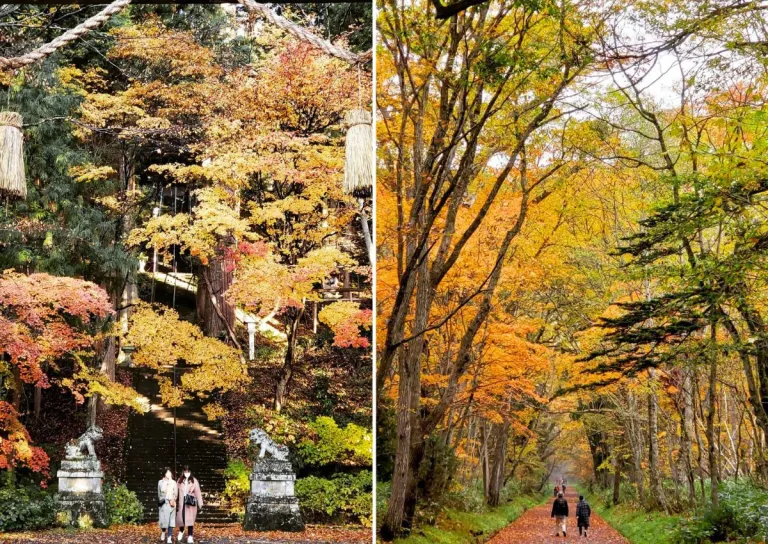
[
  {"xmin": 0, "ymin": 0, "xmax": 133, "ymax": 70},
  {"xmin": 0, "ymin": 0, "xmax": 371, "ymax": 70},
  {"xmin": 236, "ymin": 0, "xmax": 372, "ymax": 65}
]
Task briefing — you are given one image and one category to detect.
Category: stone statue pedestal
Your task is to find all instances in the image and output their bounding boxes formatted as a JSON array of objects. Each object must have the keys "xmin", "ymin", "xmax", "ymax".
[
  {"xmin": 54, "ymin": 457, "xmax": 107, "ymax": 528},
  {"xmin": 243, "ymin": 458, "xmax": 304, "ymax": 532}
]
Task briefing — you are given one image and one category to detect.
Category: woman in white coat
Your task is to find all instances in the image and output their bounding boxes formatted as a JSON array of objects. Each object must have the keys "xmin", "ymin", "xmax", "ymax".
[{"xmin": 158, "ymin": 468, "xmax": 178, "ymax": 543}]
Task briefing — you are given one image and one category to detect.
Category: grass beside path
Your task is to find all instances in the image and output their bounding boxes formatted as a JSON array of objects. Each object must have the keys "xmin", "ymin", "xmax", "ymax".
[
  {"xmin": 392, "ymin": 494, "xmax": 545, "ymax": 544},
  {"xmin": 597, "ymin": 504, "xmax": 682, "ymax": 544}
]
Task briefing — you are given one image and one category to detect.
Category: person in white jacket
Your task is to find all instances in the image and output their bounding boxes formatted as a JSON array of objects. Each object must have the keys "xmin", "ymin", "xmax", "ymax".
[{"xmin": 158, "ymin": 468, "xmax": 178, "ymax": 544}]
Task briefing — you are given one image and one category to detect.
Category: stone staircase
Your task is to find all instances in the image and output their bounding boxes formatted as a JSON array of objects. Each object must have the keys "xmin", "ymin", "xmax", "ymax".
[{"xmin": 125, "ymin": 370, "xmax": 234, "ymax": 525}]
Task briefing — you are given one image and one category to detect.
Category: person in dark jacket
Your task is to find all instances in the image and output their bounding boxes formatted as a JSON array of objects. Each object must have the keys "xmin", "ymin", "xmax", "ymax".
[
  {"xmin": 551, "ymin": 492, "xmax": 569, "ymax": 537},
  {"xmin": 576, "ymin": 495, "xmax": 591, "ymax": 538}
]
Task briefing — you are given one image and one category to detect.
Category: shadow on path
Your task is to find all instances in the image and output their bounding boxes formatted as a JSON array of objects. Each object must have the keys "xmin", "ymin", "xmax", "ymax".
[{"xmin": 488, "ymin": 488, "xmax": 629, "ymax": 544}]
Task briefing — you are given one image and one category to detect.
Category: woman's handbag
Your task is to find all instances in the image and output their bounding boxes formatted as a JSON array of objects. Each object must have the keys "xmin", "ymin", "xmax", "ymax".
[
  {"xmin": 158, "ymin": 498, "xmax": 166, "ymax": 507},
  {"xmin": 183, "ymin": 494, "xmax": 197, "ymax": 507}
]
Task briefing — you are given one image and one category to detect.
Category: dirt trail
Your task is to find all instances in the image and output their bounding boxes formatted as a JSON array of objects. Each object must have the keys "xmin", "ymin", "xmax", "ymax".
[{"xmin": 488, "ymin": 488, "xmax": 630, "ymax": 544}]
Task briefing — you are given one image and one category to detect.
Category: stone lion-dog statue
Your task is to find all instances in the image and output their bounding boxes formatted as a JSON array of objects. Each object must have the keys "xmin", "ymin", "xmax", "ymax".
[
  {"xmin": 65, "ymin": 425, "xmax": 104, "ymax": 459},
  {"xmin": 248, "ymin": 428, "xmax": 289, "ymax": 461}
]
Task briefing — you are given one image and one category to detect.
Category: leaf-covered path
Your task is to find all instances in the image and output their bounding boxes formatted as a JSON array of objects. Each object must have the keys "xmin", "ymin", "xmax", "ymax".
[
  {"xmin": 488, "ymin": 488, "xmax": 629, "ymax": 544},
  {"xmin": 0, "ymin": 523, "xmax": 370, "ymax": 544}
]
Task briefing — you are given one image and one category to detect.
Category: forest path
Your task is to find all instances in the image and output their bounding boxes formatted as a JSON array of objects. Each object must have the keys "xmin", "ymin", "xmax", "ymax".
[{"xmin": 488, "ymin": 488, "xmax": 629, "ymax": 544}]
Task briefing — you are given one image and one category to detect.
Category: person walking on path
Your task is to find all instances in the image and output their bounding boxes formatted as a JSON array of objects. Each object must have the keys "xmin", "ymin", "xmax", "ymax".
[
  {"xmin": 176, "ymin": 466, "xmax": 204, "ymax": 544},
  {"xmin": 554, "ymin": 484, "xmax": 560, "ymax": 497},
  {"xmin": 576, "ymin": 495, "xmax": 592, "ymax": 538},
  {"xmin": 158, "ymin": 468, "xmax": 178, "ymax": 543},
  {"xmin": 551, "ymin": 492, "xmax": 569, "ymax": 537}
]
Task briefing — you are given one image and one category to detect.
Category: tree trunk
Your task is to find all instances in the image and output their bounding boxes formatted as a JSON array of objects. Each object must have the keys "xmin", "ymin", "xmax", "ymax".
[
  {"xmin": 33, "ymin": 385, "xmax": 41, "ymax": 419},
  {"xmin": 381, "ymin": 256, "xmax": 430, "ymax": 540},
  {"xmin": 680, "ymin": 370, "xmax": 697, "ymax": 504},
  {"xmin": 612, "ymin": 455, "xmax": 621, "ymax": 505},
  {"xmin": 119, "ymin": 150, "xmax": 137, "ymax": 363},
  {"xmin": 487, "ymin": 422, "xmax": 509, "ymax": 507},
  {"xmin": 706, "ymin": 325, "xmax": 719, "ymax": 506},
  {"xmin": 691, "ymin": 370, "xmax": 708, "ymax": 504},
  {"xmin": 11, "ymin": 366, "xmax": 22, "ymax": 413},
  {"xmin": 358, "ymin": 200, "xmax": 374, "ymax": 266},
  {"xmin": 626, "ymin": 388, "xmax": 646, "ymax": 504},
  {"xmin": 274, "ymin": 308, "xmax": 303, "ymax": 412},
  {"xmin": 87, "ymin": 394, "xmax": 98, "ymax": 428},
  {"xmin": 196, "ymin": 244, "xmax": 236, "ymax": 339},
  {"xmin": 648, "ymin": 369, "xmax": 668, "ymax": 512},
  {"xmin": 481, "ymin": 422, "xmax": 489, "ymax": 500}
]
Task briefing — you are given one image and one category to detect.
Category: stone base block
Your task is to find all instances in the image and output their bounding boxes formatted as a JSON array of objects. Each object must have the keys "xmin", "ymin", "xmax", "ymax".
[
  {"xmin": 57, "ymin": 458, "xmax": 104, "ymax": 494},
  {"xmin": 55, "ymin": 492, "xmax": 108, "ymax": 529},
  {"xmin": 243, "ymin": 496, "xmax": 304, "ymax": 532}
]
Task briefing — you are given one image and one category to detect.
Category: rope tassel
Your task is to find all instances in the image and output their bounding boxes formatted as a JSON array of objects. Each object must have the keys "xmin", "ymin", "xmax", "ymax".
[
  {"xmin": 0, "ymin": 112, "xmax": 26, "ymax": 200},
  {"xmin": 343, "ymin": 109, "xmax": 372, "ymax": 198}
]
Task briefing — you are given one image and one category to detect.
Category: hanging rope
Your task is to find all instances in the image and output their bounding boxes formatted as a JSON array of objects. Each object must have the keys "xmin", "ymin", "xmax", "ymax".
[
  {"xmin": 0, "ymin": 0, "xmax": 370, "ymax": 70},
  {"xmin": 236, "ymin": 0, "xmax": 372, "ymax": 66},
  {"xmin": 0, "ymin": 0, "xmax": 133, "ymax": 71}
]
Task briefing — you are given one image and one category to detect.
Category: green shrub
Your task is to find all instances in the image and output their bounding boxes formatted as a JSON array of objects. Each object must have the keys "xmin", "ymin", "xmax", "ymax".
[
  {"xmin": 718, "ymin": 478, "xmax": 768, "ymax": 539},
  {"xmin": 296, "ymin": 470, "xmax": 372, "ymax": 526},
  {"xmin": 104, "ymin": 482, "xmax": 143, "ymax": 525},
  {"xmin": 0, "ymin": 486, "xmax": 55, "ymax": 531},
  {"xmin": 674, "ymin": 479, "xmax": 768, "ymax": 543},
  {"xmin": 597, "ymin": 481, "xmax": 641, "ymax": 509},
  {"xmin": 222, "ymin": 459, "xmax": 251, "ymax": 517},
  {"xmin": 297, "ymin": 416, "xmax": 372, "ymax": 468}
]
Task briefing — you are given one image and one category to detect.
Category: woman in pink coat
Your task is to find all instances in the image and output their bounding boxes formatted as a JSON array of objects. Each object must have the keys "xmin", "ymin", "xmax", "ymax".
[{"xmin": 175, "ymin": 466, "xmax": 204, "ymax": 543}]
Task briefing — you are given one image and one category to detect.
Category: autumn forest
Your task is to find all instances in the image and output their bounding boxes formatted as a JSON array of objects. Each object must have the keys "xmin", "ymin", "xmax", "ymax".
[{"xmin": 377, "ymin": 1, "xmax": 768, "ymax": 543}]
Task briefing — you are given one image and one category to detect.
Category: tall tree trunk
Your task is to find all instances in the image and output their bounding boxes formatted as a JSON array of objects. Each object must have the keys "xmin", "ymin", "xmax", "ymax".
[
  {"xmin": 706, "ymin": 325, "xmax": 719, "ymax": 506},
  {"xmin": 481, "ymin": 422, "xmax": 489, "ymax": 500},
  {"xmin": 586, "ymin": 426, "xmax": 611, "ymax": 488},
  {"xmin": 648, "ymin": 369, "xmax": 668, "ymax": 512},
  {"xmin": 358, "ymin": 200, "xmax": 374, "ymax": 266},
  {"xmin": 274, "ymin": 308, "xmax": 303, "ymax": 412},
  {"xmin": 691, "ymin": 370, "xmax": 708, "ymax": 504},
  {"xmin": 487, "ymin": 421, "xmax": 510, "ymax": 507},
  {"xmin": 379, "ymin": 349, "xmax": 413, "ymax": 541},
  {"xmin": 11, "ymin": 366, "xmax": 22, "ymax": 413},
  {"xmin": 87, "ymin": 394, "xmax": 98, "ymax": 428},
  {"xmin": 626, "ymin": 388, "xmax": 646, "ymax": 503},
  {"xmin": 196, "ymin": 243, "xmax": 236, "ymax": 339},
  {"xmin": 680, "ymin": 370, "xmax": 697, "ymax": 504},
  {"xmin": 381, "ymin": 255, "xmax": 430, "ymax": 540},
  {"xmin": 33, "ymin": 386, "xmax": 41, "ymax": 418},
  {"xmin": 402, "ymin": 371, "xmax": 425, "ymax": 531},
  {"xmin": 612, "ymin": 455, "xmax": 621, "ymax": 505},
  {"xmin": 119, "ymin": 150, "xmax": 137, "ymax": 364}
]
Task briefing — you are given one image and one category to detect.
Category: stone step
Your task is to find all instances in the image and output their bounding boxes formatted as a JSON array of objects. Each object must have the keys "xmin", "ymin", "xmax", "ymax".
[
  {"xmin": 128, "ymin": 484, "xmax": 226, "ymax": 491},
  {"xmin": 126, "ymin": 463, "xmax": 228, "ymax": 470},
  {"xmin": 124, "ymin": 369, "xmax": 234, "ymax": 524}
]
